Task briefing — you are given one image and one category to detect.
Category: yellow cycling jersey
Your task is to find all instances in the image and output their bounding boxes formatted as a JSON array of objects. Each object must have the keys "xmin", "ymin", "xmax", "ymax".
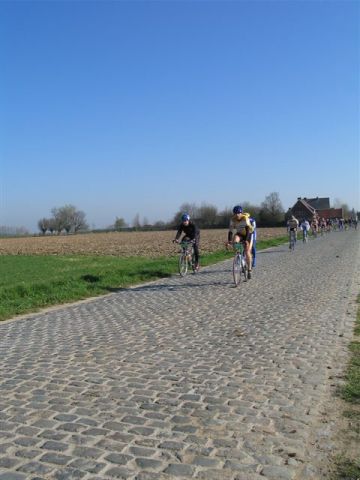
[{"xmin": 229, "ymin": 213, "xmax": 254, "ymax": 236}]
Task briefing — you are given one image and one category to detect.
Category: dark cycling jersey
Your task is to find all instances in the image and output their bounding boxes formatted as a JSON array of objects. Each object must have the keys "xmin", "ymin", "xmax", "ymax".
[
  {"xmin": 175, "ymin": 221, "xmax": 200, "ymax": 265},
  {"xmin": 175, "ymin": 221, "xmax": 199, "ymax": 241}
]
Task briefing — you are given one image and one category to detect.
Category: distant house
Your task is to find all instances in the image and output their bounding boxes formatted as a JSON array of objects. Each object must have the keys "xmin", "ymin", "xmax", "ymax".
[
  {"xmin": 306, "ymin": 197, "xmax": 330, "ymax": 210},
  {"xmin": 288, "ymin": 197, "xmax": 343, "ymax": 221}
]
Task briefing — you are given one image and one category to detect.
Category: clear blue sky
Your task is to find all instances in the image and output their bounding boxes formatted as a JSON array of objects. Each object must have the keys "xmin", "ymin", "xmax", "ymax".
[{"xmin": 1, "ymin": 0, "xmax": 359, "ymax": 231}]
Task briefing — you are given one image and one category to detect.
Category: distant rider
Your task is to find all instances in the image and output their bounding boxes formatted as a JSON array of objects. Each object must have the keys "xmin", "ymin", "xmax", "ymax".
[
  {"xmin": 227, "ymin": 205, "xmax": 254, "ymax": 279},
  {"xmin": 300, "ymin": 218, "xmax": 310, "ymax": 242},
  {"xmin": 287, "ymin": 215, "xmax": 299, "ymax": 247},
  {"xmin": 173, "ymin": 213, "xmax": 200, "ymax": 271}
]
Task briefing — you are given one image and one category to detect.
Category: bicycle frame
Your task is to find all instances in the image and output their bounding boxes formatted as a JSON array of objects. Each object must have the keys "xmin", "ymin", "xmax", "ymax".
[
  {"xmin": 302, "ymin": 228, "xmax": 308, "ymax": 243},
  {"xmin": 232, "ymin": 242, "xmax": 248, "ymax": 286},
  {"xmin": 289, "ymin": 230, "xmax": 296, "ymax": 251},
  {"xmin": 178, "ymin": 241, "xmax": 196, "ymax": 276}
]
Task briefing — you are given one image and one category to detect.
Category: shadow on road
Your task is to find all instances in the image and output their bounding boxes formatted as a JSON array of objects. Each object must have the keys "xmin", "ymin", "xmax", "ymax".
[{"xmin": 105, "ymin": 278, "xmax": 230, "ymax": 293}]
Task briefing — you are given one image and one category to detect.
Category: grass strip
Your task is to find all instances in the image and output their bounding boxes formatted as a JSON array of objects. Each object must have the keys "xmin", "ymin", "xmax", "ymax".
[
  {"xmin": 339, "ymin": 294, "xmax": 360, "ymax": 404},
  {"xmin": 0, "ymin": 235, "xmax": 289, "ymax": 321},
  {"xmin": 332, "ymin": 294, "xmax": 360, "ymax": 479}
]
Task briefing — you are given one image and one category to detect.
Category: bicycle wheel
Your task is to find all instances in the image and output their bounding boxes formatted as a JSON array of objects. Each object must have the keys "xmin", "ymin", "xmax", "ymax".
[
  {"xmin": 191, "ymin": 251, "xmax": 197, "ymax": 273},
  {"xmin": 289, "ymin": 232, "xmax": 295, "ymax": 251},
  {"xmin": 179, "ymin": 253, "xmax": 188, "ymax": 276},
  {"xmin": 241, "ymin": 255, "xmax": 248, "ymax": 282},
  {"xmin": 233, "ymin": 253, "xmax": 241, "ymax": 286}
]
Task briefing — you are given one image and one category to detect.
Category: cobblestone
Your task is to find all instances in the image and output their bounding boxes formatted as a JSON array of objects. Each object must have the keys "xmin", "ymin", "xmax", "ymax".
[{"xmin": 0, "ymin": 230, "xmax": 359, "ymax": 479}]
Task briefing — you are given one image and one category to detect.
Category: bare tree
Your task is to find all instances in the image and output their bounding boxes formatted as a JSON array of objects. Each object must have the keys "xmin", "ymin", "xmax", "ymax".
[
  {"xmin": 38, "ymin": 218, "xmax": 50, "ymax": 235},
  {"xmin": 198, "ymin": 203, "xmax": 218, "ymax": 226},
  {"xmin": 333, "ymin": 198, "xmax": 350, "ymax": 217},
  {"xmin": 240, "ymin": 201, "xmax": 261, "ymax": 219},
  {"xmin": 51, "ymin": 207, "xmax": 67, "ymax": 234},
  {"xmin": 172, "ymin": 202, "xmax": 199, "ymax": 226},
  {"xmin": 51, "ymin": 205, "xmax": 88, "ymax": 234},
  {"xmin": 218, "ymin": 207, "xmax": 233, "ymax": 227},
  {"xmin": 0, "ymin": 226, "xmax": 29, "ymax": 236},
  {"xmin": 132, "ymin": 213, "xmax": 141, "ymax": 229},
  {"xmin": 259, "ymin": 192, "xmax": 284, "ymax": 226},
  {"xmin": 114, "ymin": 217, "xmax": 127, "ymax": 231},
  {"xmin": 48, "ymin": 218, "xmax": 56, "ymax": 234},
  {"xmin": 72, "ymin": 209, "xmax": 88, "ymax": 233}
]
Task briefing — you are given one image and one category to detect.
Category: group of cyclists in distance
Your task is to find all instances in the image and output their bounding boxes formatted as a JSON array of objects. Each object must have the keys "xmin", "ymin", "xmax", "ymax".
[
  {"xmin": 287, "ymin": 213, "xmax": 358, "ymax": 247},
  {"xmin": 173, "ymin": 205, "xmax": 358, "ymax": 275}
]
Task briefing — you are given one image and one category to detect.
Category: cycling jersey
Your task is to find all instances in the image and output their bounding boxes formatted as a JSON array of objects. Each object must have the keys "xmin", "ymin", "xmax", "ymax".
[
  {"xmin": 287, "ymin": 218, "xmax": 299, "ymax": 230},
  {"xmin": 175, "ymin": 221, "xmax": 199, "ymax": 241},
  {"xmin": 228, "ymin": 213, "xmax": 253, "ymax": 242},
  {"xmin": 300, "ymin": 221, "xmax": 310, "ymax": 231}
]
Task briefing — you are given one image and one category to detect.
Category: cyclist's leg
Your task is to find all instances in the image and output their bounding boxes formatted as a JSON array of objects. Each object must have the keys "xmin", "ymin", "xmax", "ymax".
[
  {"xmin": 289, "ymin": 229, "xmax": 295, "ymax": 249},
  {"xmin": 232, "ymin": 235, "xmax": 242, "ymax": 285},
  {"xmin": 251, "ymin": 235, "xmax": 256, "ymax": 267},
  {"xmin": 246, "ymin": 237, "xmax": 253, "ymax": 269},
  {"xmin": 243, "ymin": 239, "xmax": 252, "ymax": 278},
  {"xmin": 194, "ymin": 236, "xmax": 200, "ymax": 268}
]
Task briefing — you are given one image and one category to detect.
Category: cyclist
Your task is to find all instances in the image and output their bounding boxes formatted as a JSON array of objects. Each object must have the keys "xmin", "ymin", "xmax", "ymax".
[
  {"xmin": 311, "ymin": 215, "xmax": 318, "ymax": 237},
  {"xmin": 300, "ymin": 218, "xmax": 310, "ymax": 242},
  {"xmin": 173, "ymin": 213, "xmax": 200, "ymax": 270},
  {"xmin": 320, "ymin": 217, "xmax": 327, "ymax": 235},
  {"xmin": 287, "ymin": 215, "xmax": 299, "ymax": 248},
  {"xmin": 226, "ymin": 205, "xmax": 254, "ymax": 279}
]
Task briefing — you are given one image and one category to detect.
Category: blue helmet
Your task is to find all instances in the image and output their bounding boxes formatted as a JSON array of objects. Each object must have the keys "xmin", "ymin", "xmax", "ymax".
[
  {"xmin": 233, "ymin": 205, "xmax": 243, "ymax": 214},
  {"xmin": 181, "ymin": 213, "xmax": 190, "ymax": 222}
]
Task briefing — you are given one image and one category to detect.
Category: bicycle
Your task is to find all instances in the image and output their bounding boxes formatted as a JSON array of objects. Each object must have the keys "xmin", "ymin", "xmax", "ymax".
[
  {"xmin": 302, "ymin": 228, "xmax": 308, "ymax": 243},
  {"xmin": 178, "ymin": 240, "xmax": 197, "ymax": 276},
  {"xmin": 232, "ymin": 242, "xmax": 248, "ymax": 286},
  {"xmin": 289, "ymin": 230, "xmax": 296, "ymax": 251}
]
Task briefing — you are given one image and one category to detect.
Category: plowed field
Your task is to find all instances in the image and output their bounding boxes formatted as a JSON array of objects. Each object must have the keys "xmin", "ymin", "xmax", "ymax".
[{"xmin": 0, "ymin": 228, "xmax": 287, "ymax": 257}]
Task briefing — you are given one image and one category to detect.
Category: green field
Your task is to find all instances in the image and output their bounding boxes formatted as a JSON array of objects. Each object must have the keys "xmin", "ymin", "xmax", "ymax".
[{"xmin": 0, "ymin": 236, "xmax": 288, "ymax": 321}]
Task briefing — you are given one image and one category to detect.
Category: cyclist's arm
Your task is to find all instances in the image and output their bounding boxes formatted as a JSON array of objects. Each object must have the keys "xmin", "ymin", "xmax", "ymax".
[
  {"xmin": 174, "ymin": 226, "xmax": 183, "ymax": 241},
  {"xmin": 228, "ymin": 219, "xmax": 236, "ymax": 243}
]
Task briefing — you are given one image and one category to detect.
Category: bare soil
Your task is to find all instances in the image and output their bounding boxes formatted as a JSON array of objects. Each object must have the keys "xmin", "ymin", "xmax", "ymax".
[{"xmin": 0, "ymin": 228, "xmax": 287, "ymax": 257}]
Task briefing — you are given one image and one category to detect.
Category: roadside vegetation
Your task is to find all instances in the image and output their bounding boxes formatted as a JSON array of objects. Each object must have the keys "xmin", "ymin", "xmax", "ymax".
[
  {"xmin": 332, "ymin": 294, "xmax": 360, "ymax": 479},
  {"xmin": 0, "ymin": 235, "xmax": 288, "ymax": 321}
]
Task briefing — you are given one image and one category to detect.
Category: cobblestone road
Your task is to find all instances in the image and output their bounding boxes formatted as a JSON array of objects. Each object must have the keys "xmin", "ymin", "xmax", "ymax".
[{"xmin": 0, "ymin": 230, "xmax": 359, "ymax": 480}]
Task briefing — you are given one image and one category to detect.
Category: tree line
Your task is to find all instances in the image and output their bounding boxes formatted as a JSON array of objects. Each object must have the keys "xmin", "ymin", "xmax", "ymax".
[
  {"xmin": 99, "ymin": 192, "xmax": 286, "ymax": 232},
  {"xmin": 35, "ymin": 193, "xmax": 357, "ymax": 235},
  {"xmin": 38, "ymin": 205, "xmax": 88, "ymax": 235}
]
